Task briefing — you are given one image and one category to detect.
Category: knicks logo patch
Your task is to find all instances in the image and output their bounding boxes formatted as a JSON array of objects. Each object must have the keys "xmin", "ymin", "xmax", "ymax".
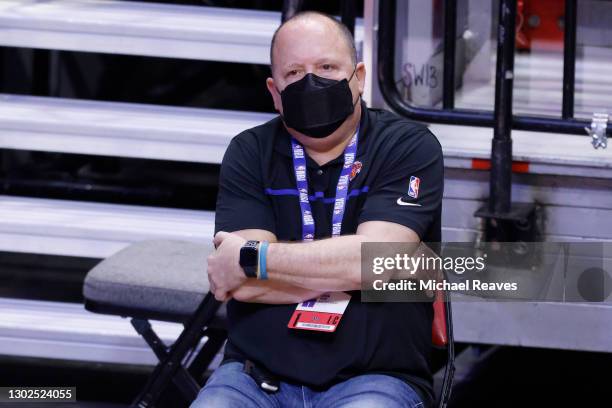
[
  {"xmin": 408, "ymin": 176, "xmax": 420, "ymax": 198},
  {"xmin": 349, "ymin": 161, "xmax": 362, "ymax": 181}
]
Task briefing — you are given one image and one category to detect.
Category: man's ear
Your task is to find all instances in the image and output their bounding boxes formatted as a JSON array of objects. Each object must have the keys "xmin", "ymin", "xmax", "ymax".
[
  {"xmin": 266, "ymin": 77, "xmax": 283, "ymax": 113},
  {"xmin": 355, "ymin": 61, "xmax": 366, "ymax": 96}
]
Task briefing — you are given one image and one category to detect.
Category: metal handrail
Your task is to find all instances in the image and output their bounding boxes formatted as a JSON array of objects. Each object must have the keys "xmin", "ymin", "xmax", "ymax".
[
  {"xmin": 281, "ymin": 0, "xmax": 303, "ymax": 22},
  {"xmin": 562, "ymin": 0, "xmax": 578, "ymax": 120},
  {"xmin": 377, "ymin": 0, "xmax": 611, "ymax": 138}
]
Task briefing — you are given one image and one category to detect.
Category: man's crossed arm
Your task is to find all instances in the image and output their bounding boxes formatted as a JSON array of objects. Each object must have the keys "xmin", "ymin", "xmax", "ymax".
[{"xmin": 207, "ymin": 221, "xmax": 420, "ymax": 303}]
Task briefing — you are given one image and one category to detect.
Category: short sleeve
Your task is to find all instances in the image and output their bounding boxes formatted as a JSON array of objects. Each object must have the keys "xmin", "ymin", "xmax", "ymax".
[
  {"xmin": 358, "ymin": 127, "xmax": 444, "ymax": 239},
  {"xmin": 215, "ymin": 133, "xmax": 276, "ymax": 234}
]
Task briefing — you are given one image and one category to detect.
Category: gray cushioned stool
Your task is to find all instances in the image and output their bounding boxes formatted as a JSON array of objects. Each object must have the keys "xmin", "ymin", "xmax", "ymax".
[
  {"xmin": 84, "ymin": 239, "xmax": 225, "ymax": 324},
  {"xmin": 82, "ymin": 239, "xmax": 226, "ymax": 408}
]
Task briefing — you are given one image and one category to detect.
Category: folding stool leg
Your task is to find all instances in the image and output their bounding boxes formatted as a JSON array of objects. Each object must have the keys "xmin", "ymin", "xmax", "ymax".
[
  {"xmin": 131, "ymin": 293, "xmax": 221, "ymax": 408},
  {"xmin": 131, "ymin": 319, "xmax": 200, "ymax": 401}
]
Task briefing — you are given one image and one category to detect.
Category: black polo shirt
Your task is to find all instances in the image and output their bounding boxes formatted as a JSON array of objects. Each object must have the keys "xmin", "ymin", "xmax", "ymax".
[{"xmin": 214, "ymin": 101, "xmax": 444, "ymax": 407}]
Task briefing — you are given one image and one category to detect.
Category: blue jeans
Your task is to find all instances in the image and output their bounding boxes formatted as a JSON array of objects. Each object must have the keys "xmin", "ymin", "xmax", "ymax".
[{"xmin": 190, "ymin": 361, "xmax": 425, "ymax": 408}]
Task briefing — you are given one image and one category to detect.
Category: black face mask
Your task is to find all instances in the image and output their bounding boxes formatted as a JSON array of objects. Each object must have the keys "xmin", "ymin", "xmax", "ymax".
[{"xmin": 279, "ymin": 68, "xmax": 358, "ymax": 138}]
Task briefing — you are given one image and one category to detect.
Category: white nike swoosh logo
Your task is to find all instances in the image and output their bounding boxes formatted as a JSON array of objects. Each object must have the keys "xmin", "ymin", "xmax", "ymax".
[{"xmin": 397, "ymin": 197, "xmax": 422, "ymax": 207}]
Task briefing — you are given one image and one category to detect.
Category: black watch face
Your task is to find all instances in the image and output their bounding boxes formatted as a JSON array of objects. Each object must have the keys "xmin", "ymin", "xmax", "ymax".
[{"xmin": 240, "ymin": 241, "xmax": 259, "ymax": 267}]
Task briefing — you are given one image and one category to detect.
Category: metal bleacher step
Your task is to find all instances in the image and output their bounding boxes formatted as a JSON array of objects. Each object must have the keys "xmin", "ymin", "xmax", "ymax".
[
  {"xmin": 0, "ymin": 0, "xmax": 363, "ymax": 64},
  {"xmin": 4, "ymin": 92, "xmax": 610, "ymax": 179},
  {"xmin": 0, "ymin": 0, "xmax": 278, "ymax": 64},
  {"xmin": 0, "ymin": 195, "xmax": 215, "ymax": 258},
  {"xmin": 0, "ymin": 93, "xmax": 273, "ymax": 163},
  {"xmin": 0, "ymin": 297, "xmax": 187, "ymax": 365},
  {"xmin": 0, "ymin": 195, "xmax": 217, "ymax": 364}
]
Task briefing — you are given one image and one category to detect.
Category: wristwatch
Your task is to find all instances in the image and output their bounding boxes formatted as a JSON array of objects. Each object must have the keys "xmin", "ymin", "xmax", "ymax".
[{"xmin": 239, "ymin": 240, "xmax": 260, "ymax": 278}]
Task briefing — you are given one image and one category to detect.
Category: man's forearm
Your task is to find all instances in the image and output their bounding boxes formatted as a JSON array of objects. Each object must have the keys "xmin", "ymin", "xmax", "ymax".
[
  {"xmin": 266, "ymin": 235, "xmax": 366, "ymax": 292},
  {"xmin": 231, "ymin": 279, "xmax": 324, "ymax": 304},
  {"xmin": 263, "ymin": 221, "xmax": 421, "ymax": 292},
  {"xmin": 208, "ymin": 222, "xmax": 420, "ymax": 301}
]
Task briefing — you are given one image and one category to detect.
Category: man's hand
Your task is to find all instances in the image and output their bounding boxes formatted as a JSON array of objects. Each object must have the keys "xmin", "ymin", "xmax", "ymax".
[{"xmin": 207, "ymin": 231, "xmax": 248, "ymax": 301}]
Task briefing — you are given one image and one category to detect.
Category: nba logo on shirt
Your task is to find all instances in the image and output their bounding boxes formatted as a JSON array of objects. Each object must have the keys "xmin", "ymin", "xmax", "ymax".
[{"xmin": 408, "ymin": 176, "xmax": 420, "ymax": 198}]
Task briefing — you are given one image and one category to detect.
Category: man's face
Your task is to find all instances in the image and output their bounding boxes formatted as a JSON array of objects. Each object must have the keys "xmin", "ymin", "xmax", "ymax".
[{"xmin": 266, "ymin": 18, "xmax": 365, "ymax": 116}]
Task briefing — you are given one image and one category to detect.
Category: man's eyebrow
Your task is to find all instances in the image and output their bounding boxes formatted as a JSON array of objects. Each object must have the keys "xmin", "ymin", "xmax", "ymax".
[
  {"xmin": 313, "ymin": 57, "xmax": 337, "ymax": 64},
  {"xmin": 281, "ymin": 63, "xmax": 303, "ymax": 72},
  {"xmin": 281, "ymin": 58, "xmax": 340, "ymax": 70}
]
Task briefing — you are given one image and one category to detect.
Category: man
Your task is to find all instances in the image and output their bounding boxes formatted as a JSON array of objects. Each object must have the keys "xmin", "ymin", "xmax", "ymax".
[{"xmin": 192, "ymin": 10, "xmax": 444, "ymax": 408}]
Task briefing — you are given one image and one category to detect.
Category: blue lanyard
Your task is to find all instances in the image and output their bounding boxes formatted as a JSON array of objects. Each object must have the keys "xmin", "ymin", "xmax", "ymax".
[{"xmin": 291, "ymin": 128, "xmax": 359, "ymax": 241}]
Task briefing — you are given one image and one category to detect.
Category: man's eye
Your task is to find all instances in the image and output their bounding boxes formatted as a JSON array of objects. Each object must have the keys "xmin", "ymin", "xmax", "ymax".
[
  {"xmin": 288, "ymin": 70, "xmax": 298, "ymax": 76},
  {"xmin": 322, "ymin": 64, "xmax": 332, "ymax": 70}
]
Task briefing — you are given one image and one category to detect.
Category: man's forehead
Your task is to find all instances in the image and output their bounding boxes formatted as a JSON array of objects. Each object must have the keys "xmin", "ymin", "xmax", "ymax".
[
  {"xmin": 278, "ymin": 15, "xmax": 334, "ymax": 36},
  {"xmin": 272, "ymin": 16, "xmax": 352, "ymax": 68}
]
